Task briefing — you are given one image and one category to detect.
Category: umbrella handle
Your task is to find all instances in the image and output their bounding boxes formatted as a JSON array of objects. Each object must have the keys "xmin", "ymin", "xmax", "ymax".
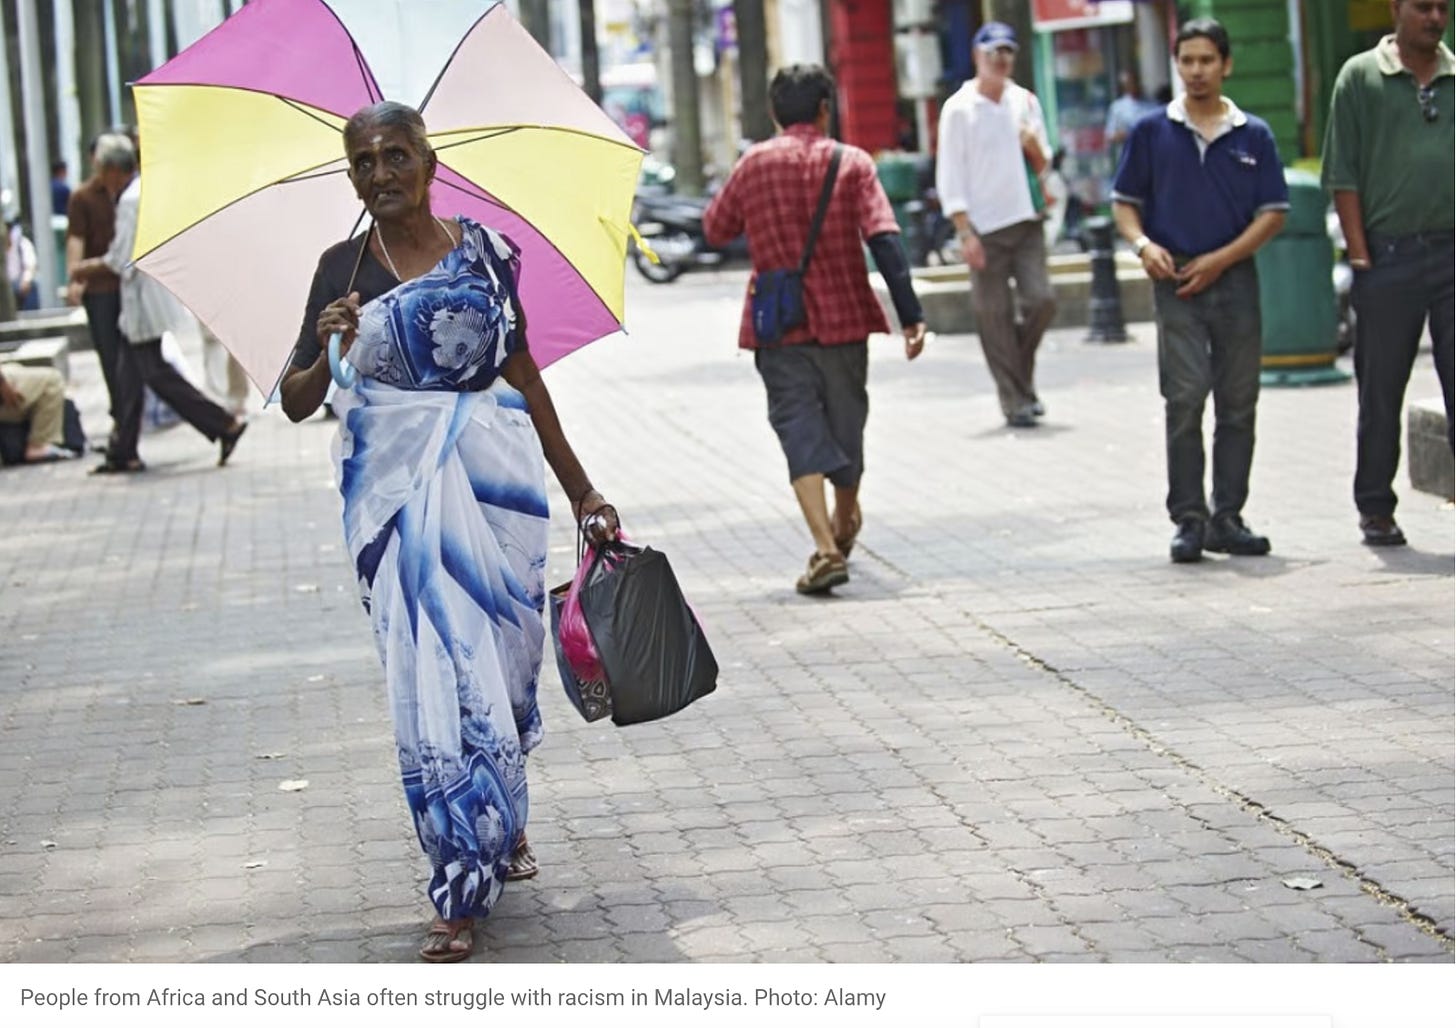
[{"xmin": 327, "ymin": 331, "xmax": 357, "ymax": 388}]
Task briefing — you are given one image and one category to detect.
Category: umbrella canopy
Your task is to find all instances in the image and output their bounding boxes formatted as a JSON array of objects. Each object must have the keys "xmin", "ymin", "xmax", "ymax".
[{"xmin": 130, "ymin": 0, "xmax": 642, "ymax": 395}]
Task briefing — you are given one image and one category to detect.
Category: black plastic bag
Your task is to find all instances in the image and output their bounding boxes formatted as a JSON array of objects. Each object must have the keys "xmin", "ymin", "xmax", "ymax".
[{"xmin": 576, "ymin": 540, "xmax": 717, "ymax": 726}]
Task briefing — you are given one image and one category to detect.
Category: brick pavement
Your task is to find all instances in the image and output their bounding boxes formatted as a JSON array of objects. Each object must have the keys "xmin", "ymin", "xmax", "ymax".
[{"xmin": 0, "ymin": 270, "xmax": 1450, "ymax": 963}]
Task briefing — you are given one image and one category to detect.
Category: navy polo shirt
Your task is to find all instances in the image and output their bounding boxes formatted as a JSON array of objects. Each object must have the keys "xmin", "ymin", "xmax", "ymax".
[{"xmin": 1112, "ymin": 97, "xmax": 1289, "ymax": 256}]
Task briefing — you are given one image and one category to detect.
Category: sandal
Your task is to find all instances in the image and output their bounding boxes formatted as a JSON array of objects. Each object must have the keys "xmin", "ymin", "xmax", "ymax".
[
  {"xmin": 833, "ymin": 505, "xmax": 862, "ymax": 559},
  {"xmin": 24, "ymin": 444, "xmax": 79, "ymax": 464},
  {"xmin": 506, "ymin": 836, "xmax": 539, "ymax": 881},
  {"xmin": 795, "ymin": 550, "xmax": 849, "ymax": 595},
  {"xmin": 419, "ymin": 918, "xmax": 474, "ymax": 963}
]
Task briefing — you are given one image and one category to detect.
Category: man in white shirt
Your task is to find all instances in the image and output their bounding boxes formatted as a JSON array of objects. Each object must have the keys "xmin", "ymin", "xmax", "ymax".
[{"xmin": 936, "ymin": 21, "xmax": 1056, "ymax": 428}]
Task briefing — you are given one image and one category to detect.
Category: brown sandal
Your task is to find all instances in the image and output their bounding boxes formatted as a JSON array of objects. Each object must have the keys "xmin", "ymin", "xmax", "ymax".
[
  {"xmin": 795, "ymin": 551, "xmax": 849, "ymax": 595},
  {"xmin": 506, "ymin": 836, "xmax": 539, "ymax": 881},
  {"xmin": 419, "ymin": 918, "xmax": 474, "ymax": 963}
]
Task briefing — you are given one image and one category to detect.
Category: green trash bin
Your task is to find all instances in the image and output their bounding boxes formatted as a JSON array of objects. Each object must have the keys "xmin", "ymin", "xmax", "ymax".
[
  {"xmin": 875, "ymin": 153, "xmax": 920, "ymax": 204},
  {"xmin": 1255, "ymin": 168, "xmax": 1350, "ymax": 386}
]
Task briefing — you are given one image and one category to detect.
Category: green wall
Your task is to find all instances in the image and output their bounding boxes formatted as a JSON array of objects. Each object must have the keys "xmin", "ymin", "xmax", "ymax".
[{"xmin": 1179, "ymin": 0, "xmax": 1299, "ymax": 160}]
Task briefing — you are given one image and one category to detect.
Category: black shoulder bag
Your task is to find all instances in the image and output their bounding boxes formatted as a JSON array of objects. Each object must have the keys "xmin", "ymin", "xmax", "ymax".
[{"xmin": 750, "ymin": 144, "xmax": 844, "ymax": 345}]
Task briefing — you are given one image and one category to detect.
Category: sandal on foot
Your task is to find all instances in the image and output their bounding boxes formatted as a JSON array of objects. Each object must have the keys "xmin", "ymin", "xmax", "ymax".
[
  {"xmin": 795, "ymin": 551, "xmax": 848, "ymax": 595},
  {"xmin": 506, "ymin": 837, "xmax": 539, "ymax": 881},
  {"xmin": 25, "ymin": 444, "xmax": 79, "ymax": 464},
  {"xmin": 419, "ymin": 918, "xmax": 474, "ymax": 963},
  {"xmin": 833, "ymin": 506, "xmax": 862, "ymax": 559}
]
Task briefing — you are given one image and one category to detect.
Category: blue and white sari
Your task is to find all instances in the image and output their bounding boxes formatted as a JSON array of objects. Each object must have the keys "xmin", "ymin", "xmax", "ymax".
[{"xmin": 330, "ymin": 218, "xmax": 549, "ymax": 921}]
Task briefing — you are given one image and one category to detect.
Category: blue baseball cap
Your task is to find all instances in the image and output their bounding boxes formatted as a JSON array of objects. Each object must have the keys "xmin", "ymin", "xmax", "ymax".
[{"xmin": 973, "ymin": 21, "xmax": 1018, "ymax": 51}]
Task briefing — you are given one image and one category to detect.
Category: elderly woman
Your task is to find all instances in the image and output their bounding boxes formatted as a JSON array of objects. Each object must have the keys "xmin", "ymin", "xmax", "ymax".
[{"xmin": 281, "ymin": 101, "xmax": 617, "ymax": 962}]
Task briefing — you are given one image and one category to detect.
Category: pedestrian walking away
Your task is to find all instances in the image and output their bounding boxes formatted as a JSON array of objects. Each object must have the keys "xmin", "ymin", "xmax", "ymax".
[
  {"xmin": 280, "ymin": 101, "xmax": 620, "ymax": 963},
  {"xmin": 1112, "ymin": 17, "xmax": 1290, "ymax": 564},
  {"xmin": 70, "ymin": 142, "xmax": 248, "ymax": 475},
  {"xmin": 936, "ymin": 21, "xmax": 1056, "ymax": 429},
  {"xmin": 1322, "ymin": 0, "xmax": 1454, "ymax": 548},
  {"xmin": 1104, "ymin": 69, "xmax": 1162, "ymax": 172},
  {"xmin": 65, "ymin": 135, "xmax": 137, "ymax": 450},
  {"xmin": 703, "ymin": 63, "xmax": 926, "ymax": 596}
]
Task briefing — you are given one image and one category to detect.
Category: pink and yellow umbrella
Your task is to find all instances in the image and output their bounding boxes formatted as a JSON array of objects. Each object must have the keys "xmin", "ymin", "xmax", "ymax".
[{"xmin": 130, "ymin": 0, "xmax": 644, "ymax": 396}]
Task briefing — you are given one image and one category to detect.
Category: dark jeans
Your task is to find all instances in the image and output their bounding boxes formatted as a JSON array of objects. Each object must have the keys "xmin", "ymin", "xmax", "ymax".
[
  {"xmin": 1352, "ymin": 231, "xmax": 1456, "ymax": 518},
  {"xmin": 111, "ymin": 337, "xmax": 235, "ymax": 464},
  {"xmin": 82, "ymin": 291, "xmax": 124, "ymax": 425},
  {"xmin": 1153, "ymin": 259, "xmax": 1263, "ymax": 523}
]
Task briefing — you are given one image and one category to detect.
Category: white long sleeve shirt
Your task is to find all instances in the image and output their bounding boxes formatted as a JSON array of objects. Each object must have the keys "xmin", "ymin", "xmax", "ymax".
[
  {"xmin": 104, "ymin": 177, "xmax": 193, "ymax": 344},
  {"xmin": 935, "ymin": 79, "xmax": 1050, "ymax": 237}
]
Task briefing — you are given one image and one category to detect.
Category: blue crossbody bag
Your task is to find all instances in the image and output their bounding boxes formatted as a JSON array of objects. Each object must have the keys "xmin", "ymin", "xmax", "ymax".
[{"xmin": 751, "ymin": 144, "xmax": 843, "ymax": 345}]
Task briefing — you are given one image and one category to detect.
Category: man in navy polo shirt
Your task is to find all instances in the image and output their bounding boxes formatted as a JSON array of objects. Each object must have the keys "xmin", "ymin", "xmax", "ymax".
[{"xmin": 1112, "ymin": 18, "xmax": 1289, "ymax": 564}]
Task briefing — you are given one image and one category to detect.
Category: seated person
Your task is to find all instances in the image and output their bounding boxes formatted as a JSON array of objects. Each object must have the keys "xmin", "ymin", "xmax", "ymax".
[{"xmin": 0, "ymin": 362, "xmax": 79, "ymax": 462}]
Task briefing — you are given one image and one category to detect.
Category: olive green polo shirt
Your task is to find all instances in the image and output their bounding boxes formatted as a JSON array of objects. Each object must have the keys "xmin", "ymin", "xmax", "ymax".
[{"xmin": 1322, "ymin": 35, "xmax": 1455, "ymax": 237}]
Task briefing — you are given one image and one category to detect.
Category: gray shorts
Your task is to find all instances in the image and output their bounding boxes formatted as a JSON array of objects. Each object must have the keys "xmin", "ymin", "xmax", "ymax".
[{"xmin": 754, "ymin": 340, "xmax": 868, "ymax": 488}]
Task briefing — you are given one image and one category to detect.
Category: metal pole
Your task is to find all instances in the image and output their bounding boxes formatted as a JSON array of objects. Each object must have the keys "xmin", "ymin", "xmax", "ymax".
[
  {"xmin": 16, "ymin": 0, "xmax": 60, "ymax": 307},
  {"xmin": 1082, "ymin": 216, "xmax": 1129, "ymax": 343},
  {"xmin": 103, "ymin": 0, "xmax": 122, "ymax": 127},
  {"xmin": 148, "ymin": 0, "xmax": 170, "ymax": 71},
  {"xmin": 54, "ymin": 0, "xmax": 86, "ymax": 196},
  {"xmin": 0, "ymin": 0, "xmax": 22, "ymax": 204}
]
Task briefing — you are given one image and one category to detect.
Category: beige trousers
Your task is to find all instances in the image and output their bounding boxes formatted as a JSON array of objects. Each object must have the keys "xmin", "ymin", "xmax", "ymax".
[{"xmin": 0, "ymin": 362, "xmax": 65, "ymax": 447}]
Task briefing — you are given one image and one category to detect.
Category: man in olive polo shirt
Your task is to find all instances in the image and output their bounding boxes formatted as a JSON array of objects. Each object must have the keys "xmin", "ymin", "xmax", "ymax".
[{"xmin": 1322, "ymin": 0, "xmax": 1454, "ymax": 548}]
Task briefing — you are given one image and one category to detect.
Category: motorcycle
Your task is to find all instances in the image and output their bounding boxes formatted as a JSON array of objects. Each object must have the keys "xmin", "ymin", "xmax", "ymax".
[
  {"xmin": 630, "ymin": 190, "xmax": 748, "ymax": 284},
  {"xmin": 901, "ymin": 186, "xmax": 962, "ymax": 268}
]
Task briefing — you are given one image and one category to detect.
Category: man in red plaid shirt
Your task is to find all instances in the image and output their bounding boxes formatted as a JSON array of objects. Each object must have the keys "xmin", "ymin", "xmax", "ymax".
[{"xmin": 705, "ymin": 64, "xmax": 927, "ymax": 596}]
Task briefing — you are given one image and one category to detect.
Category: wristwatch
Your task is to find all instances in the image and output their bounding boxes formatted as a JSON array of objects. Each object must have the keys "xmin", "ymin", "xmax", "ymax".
[{"xmin": 1133, "ymin": 235, "xmax": 1151, "ymax": 258}]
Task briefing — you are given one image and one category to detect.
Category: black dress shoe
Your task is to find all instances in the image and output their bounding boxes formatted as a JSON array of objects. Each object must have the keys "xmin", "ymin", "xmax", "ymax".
[
  {"xmin": 1170, "ymin": 518, "xmax": 1205, "ymax": 563},
  {"xmin": 1360, "ymin": 514, "xmax": 1407, "ymax": 547},
  {"xmin": 218, "ymin": 420, "xmax": 248, "ymax": 467},
  {"xmin": 1205, "ymin": 513, "xmax": 1271, "ymax": 556}
]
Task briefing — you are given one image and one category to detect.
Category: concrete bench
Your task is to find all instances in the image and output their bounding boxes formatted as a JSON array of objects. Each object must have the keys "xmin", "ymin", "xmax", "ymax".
[
  {"xmin": 0, "ymin": 308, "xmax": 93, "ymax": 351},
  {"xmin": 876, "ymin": 252, "xmax": 1154, "ymax": 336},
  {"xmin": 0, "ymin": 336, "xmax": 70, "ymax": 382},
  {"xmin": 1407, "ymin": 397, "xmax": 1454, "ymax": 500}
]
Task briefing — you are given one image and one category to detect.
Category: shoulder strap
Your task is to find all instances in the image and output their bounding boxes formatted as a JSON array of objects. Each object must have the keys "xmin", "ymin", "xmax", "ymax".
[{"xmin": 797, "ymin": 143, "xmax": 844, "ymax": 275}]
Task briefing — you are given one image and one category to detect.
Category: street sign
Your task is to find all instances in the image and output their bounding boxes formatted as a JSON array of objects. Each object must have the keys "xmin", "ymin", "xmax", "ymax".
[{"xmin": 1031, "ymin": 0, "xmax": 1135, "ymax": 32}]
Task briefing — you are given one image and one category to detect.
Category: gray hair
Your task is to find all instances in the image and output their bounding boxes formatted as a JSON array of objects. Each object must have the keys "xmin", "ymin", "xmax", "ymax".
[
  {"xmin": 93, "ymin": 133, "xmax": 136, "ymax": 174},
  {"xmin": 343, "ymin": 101, "xmax": 433, "ymax": 162}
]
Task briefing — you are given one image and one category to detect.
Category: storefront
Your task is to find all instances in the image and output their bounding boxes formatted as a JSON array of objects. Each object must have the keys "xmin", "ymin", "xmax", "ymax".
[{"xmin": 1030, "ymin": 0, "xmax": 1174, "ymax": 209}]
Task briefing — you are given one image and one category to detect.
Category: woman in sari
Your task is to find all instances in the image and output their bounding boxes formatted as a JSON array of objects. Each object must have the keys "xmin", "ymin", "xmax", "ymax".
[{"xmin": 280, "ymin": 101, "xmax": 618, "ymax": 962}]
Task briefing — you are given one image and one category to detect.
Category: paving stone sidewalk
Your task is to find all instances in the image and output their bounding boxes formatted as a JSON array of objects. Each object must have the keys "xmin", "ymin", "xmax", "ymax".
[{"xmin": 0, "ymin": 270, "xmax": 1450, "ymax": 963}]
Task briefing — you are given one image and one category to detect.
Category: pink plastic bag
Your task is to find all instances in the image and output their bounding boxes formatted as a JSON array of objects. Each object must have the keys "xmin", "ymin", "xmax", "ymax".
[
  {"xmin": 558, "ymin": 546, "xmax": 607, "ymax": 683},
  {"xmin": 558, "ymin": 530, "xmax": 632, "ymax": 683}
]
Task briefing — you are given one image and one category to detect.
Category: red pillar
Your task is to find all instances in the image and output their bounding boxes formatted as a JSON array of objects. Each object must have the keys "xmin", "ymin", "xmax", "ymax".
[{"xmin": 828, "ymin": 0, "xmax": 899, "ymax": 152}]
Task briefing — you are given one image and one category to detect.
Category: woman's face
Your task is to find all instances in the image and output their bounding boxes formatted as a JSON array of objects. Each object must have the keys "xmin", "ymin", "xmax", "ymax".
[{"xmin": 346, "ymin": 123, "xmax": 433, "ymax": 221}]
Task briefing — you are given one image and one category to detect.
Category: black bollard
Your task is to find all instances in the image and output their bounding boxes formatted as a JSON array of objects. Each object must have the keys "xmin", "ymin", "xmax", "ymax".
[{"xmin": 1083, "ymin": 216, "xmax": 1129, "ymax": 343}]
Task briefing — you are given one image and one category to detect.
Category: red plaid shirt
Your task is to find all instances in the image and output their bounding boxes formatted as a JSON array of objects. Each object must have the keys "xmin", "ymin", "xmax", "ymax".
[{"xmin": 704, "ymin": 125, "xmax": 899, "ymax": 350}]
